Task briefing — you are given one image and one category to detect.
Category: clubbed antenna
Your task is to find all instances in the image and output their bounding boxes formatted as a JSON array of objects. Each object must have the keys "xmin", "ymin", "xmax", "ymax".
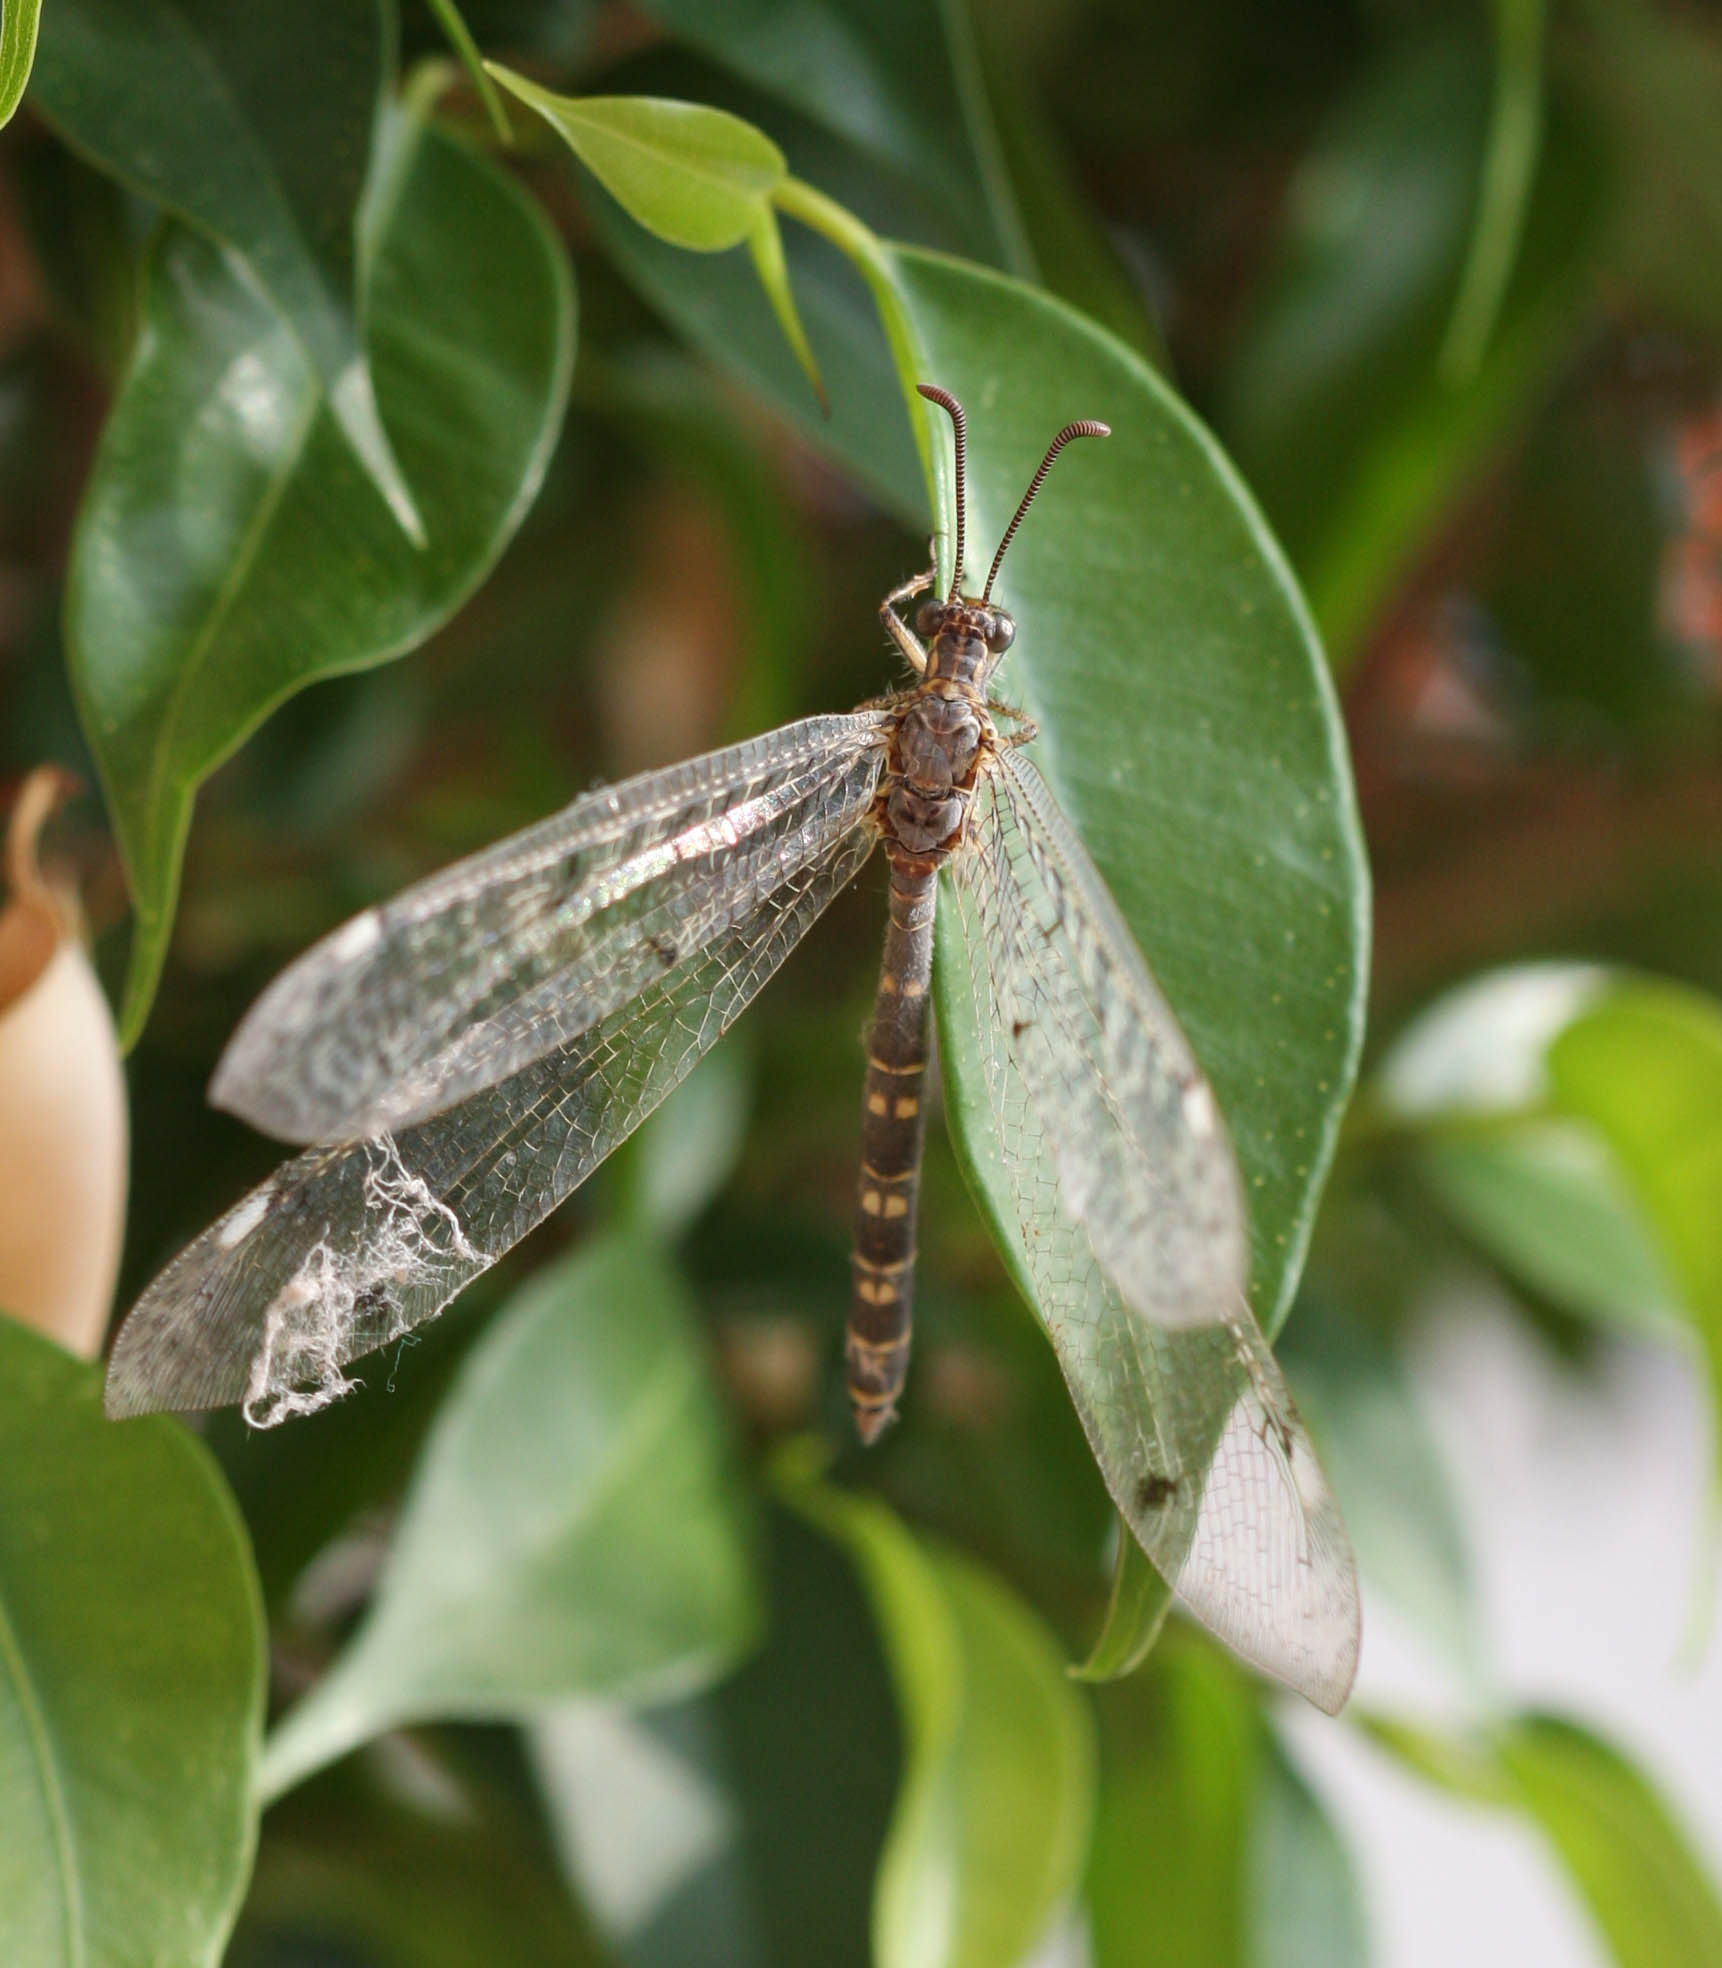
[
  {"xmin": 916, "ymin": 383, "xmax": 968, "ymax": 601},
  {"xmin": 981, "ymin": 419, "xmax": 1111, "ymax": 603}
]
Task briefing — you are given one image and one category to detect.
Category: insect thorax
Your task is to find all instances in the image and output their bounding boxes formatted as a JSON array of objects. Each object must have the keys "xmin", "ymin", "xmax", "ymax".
[{"xmin": 881, "ymin": 674, "xmax": 995, "ymax": 863}]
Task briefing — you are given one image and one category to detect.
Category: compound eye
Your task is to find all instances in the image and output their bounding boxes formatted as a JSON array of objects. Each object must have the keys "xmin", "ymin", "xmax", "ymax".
[
  {"xmin": 986, "ymin": 611, "xmax": 1017, "ymax": 653},
  {"xmin": 914, "ymin": 599, "xmax": 942, "ymax": 638}
]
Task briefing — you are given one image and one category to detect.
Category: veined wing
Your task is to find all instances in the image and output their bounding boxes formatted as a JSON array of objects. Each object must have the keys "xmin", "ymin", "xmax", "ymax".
[
  {"xmin": 212, "ymin": 714, "xmax": 891, "ymax": 1144},
  {"xmin": 106, "ymin": 821, "xmax": 881, "ymax": 1425},
  {"xmin": 946, "ymin": 747, "xmax": 1359, "ymax": 1712}
]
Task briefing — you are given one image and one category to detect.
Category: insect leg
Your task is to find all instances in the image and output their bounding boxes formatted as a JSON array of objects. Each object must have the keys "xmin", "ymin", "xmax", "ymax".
[
  {"xmin": 881, "ymin": 564, "xmax": 936, "ymax": 675},
  {"xmin": 848, "ymin": 865, "xmax": 936, "ymax": 1441}
]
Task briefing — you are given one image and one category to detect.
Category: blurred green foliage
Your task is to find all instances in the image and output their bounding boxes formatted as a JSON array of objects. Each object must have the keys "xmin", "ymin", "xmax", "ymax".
[{"xmin": 6, "ymin": 0, "xmax": 1722, "ymax": 1963}]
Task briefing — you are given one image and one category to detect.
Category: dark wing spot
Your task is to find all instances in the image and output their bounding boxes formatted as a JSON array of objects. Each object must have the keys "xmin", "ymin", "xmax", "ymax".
[
  {"xmin": 650, "ymin": 933, "xmax": 679, "ymax": 969},
  {"xmin": 1011, "ymin": 1019, "xmax": 1031, "ymax": 1040},
  {"xmin": 1135, "ymin": 1472, "xmax": 1178, "ymax": 1511}
]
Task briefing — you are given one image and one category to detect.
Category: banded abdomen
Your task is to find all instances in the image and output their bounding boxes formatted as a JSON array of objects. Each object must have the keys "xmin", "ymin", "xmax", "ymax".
[{"xmin": 847, "ymin": 864, "xmax": 936, "ymax": 1442}]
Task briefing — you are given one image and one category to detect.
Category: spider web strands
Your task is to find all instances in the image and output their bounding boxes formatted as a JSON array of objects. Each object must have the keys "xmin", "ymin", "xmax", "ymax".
[
  {"xmin": 945, "ymin": 748, "xmax": 1359, "ymax": 1713},
  {"xmin": 104, "ymin": 782, "xmax": 885, "ymax": 1425},
  {"xmin": 212, "ymin": 714, "xmax": 892, "ymax": 1146}
]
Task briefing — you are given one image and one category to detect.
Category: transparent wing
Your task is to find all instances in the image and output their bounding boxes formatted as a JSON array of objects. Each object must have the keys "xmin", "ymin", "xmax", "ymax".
[
  {"xmin": 213, "ymin": 714, "xmax": 891, "ymax": 1144},
  {"xmin": 106, "ymin": 822, "xmax": 881, "ymax": 1426},
  {"xmin": 946, "ymin": 748, "xmax": 1359, "ymax": 1712}
]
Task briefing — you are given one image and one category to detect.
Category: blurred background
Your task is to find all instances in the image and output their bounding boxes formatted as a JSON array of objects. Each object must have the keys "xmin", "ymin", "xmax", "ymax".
[{"xmin": 6, "ymin": 0, "xmax": 1722, "ymax": 1962}]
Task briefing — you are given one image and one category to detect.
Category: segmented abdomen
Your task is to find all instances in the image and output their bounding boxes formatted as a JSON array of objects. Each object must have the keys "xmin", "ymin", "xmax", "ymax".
[{"xmin": 847, "ymin": 866, "xmax": 936, "ymax": 1441}]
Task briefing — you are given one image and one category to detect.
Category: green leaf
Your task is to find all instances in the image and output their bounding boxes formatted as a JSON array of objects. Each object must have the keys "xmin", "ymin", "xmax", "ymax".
[
  {"xmin": 0, "ymin": 0, "xmax": 41, "ymax": 128},
  {"xmin": 31, "ymin": 0, "xmax": 424, "ymax": 538},
  {"xmin": 235, "ymin": 1765, "xmax": 601, "ymax": 1968},
  {"xmin": 1284, "ymin": 1299, "xmax": 1480, "ymax": 1682},
  {"xmin": 1568, "ymin": 0, "xmax": 1722, "ymax": 344},
  {"xmin": 747, "ymin": 205, "xmax": 829, "ymax": 411},
  {"xmin": 886, "ymin": 248, "xmax": 1368, "ymax": 1339},
  {"xmin": 1070, "ymin": 1527, "xmax": 1174, "ymax": 1684},
  {"xmin": 1087, "ymin": 1648, "xmax": 1261, "ymax": 1968},
  {"xmin": 1548, "ymin": 978, "xmax": 1722, "ymax": 1465},
  {"xmin": 633, "ymin": 0, "xmax": 1031, "ymax": 276},
  {"xmin": 1441, "ymin": 0, "xmax": 1549, "ymax": 381},
  {"xmin": 1369, "ymin": 1709, "xmax": 1722, "ymax": 1967},
  {"xmin": 1247, "ymin": 1737, "xmax": 1369, "ymax": 1968},
  {"xmin": 488, "ymin": 73, "xmax": 786, "ymax": 249},
  {"xmin": 424, "ymin": 0, "xmax": 511, "ymax": 140},
  {"xmin": 1419, "ymin": 1123, "xmax": 1682, "ymax": 1336},
  {"xmin": 1497, "ymin": 1715, "xmax": 1722, "ymax": 1968},
  {"xmin": 67, "ymin": 109, "xmax": 575, "ymax": 1043},
  {"xmin": 621, "ymin": 1042, "xmax": 754, "ymax": 1243},
  {"xmin": 592, "ymin": 168, "xmax": 922, "ymax": 519},
  {"xmin": 258, "ymin": 1233, "xmax": 760, "ymax": 1801},
  {"xmin": 1220, "ymin": 26, "xmax": 1600, "ymax": 667},
  {"xmin": 789, "ymin": 1477, "xmax": 1094, "ymax": 1968},
  {"xmin": 0, "ymin": 1314, "xmax": 264, "ymax": 1968}
]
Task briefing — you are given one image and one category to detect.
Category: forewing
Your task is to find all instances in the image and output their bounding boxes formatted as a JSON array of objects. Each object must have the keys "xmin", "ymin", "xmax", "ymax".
[
  {"xmin": 107, "ymin": 822, "xmax": 880, "ymax": 1425},
  {"xmin": 212, "ymin": 714, "xmax": 890, "ymax": 1143},
  {"xmin": 946, "ymin": 748, "xmax": 1359, "ymax": 1711}
]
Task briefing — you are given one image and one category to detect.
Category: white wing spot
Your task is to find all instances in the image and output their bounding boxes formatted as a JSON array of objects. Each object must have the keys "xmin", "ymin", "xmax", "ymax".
[{"xmin": 215, "ymin": 1188, "xmax": 274, "ymax": 1250}]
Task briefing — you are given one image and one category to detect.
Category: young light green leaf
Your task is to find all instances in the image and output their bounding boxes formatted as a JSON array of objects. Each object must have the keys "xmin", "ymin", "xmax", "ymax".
[
  {"xmin": 0, "ymin": 1314, "xmax": 264, "ymax": 1968},
  {"xmin": 1070, "ymin": 1528, "xmax": 1174, "ymax": 1684},
  {"xmin": 1548, "ymin": 977, "xmax": 1722, "ymax": 1475},
  {"xmin": 487, "ymin": 71, "xmax": 786, "ymax": 249},
  {"xmin": 31, "ymin": 0, "xmax": 424, "ymax": 538},
  {"xmin": 259, "ymin": 1234, "xmax": 760, "ymax": 1801},
  {"xmin": 789, "ymin": 1478, "xmax": 1094, "ymax": 1968},
  {"xmin": 1497, "ymin": 1714, "xmax": 1722, "ymax": 1968},
  {"xmin": 633, "ymin": 0, "xmax": 1031, "ymax": 276},
  {"xmin": 67, "ymin": 111, "xmax": 574, "ymax": 1044},
  {"xmin": 0, "ymin": 0, "xmax": 41, "ymax": 128},
  {"xmin": 1368, "ymin": 1709, "xmax": 1722, "ymax": 1967}
]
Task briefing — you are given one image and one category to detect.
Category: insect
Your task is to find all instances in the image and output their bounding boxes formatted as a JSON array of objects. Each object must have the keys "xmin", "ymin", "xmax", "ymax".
[{"xmin": 105, "ymin": 385, "xmax": 1360, "ymax": 1711}]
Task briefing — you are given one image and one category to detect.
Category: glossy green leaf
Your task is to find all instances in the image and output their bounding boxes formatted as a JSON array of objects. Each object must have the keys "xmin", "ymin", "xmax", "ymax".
[
  {"xmin": 67, "ymin": 110, "xmax": 574, "ymax": 1043},
  {"xmin": 31, "ymin": 0, "xmax": 423, "ymax": 537},
  {"xmin": 1247, "ymin": 1737, "xmax": 1369, "ymax": 1968},
  {"xmin": 790, "ymin": 1477, "xmax": 1094, "ymax": 1968},
  {"xmin": 1087, "ymin": 1648, "xmax": 1261, "ymax": 1968},
  {"xmin": 1070, "ymin": 1528, "xmax": 1174, "ymax": 1683},
  {"xmin": 1441, "ymin": 0, "xmax": 1548, "ymax": 380},
  {"xmin": 1497, "ymin": 1715, "xmax": 1722, "ymax": 1968},
  {"xmin": 1359, "ymin": 1712, "xmax": 1516, "ymax": 1807},
  {"xmin": 0, "ymin": 0, "xmax": 41, "ymax": 128},
  {"xmin": 0, "ymin": 1314, "xmax": 264, "ymax": 1968},
  {"xmin": 1221, "ymin": 27, "xmax": 1600, "ymax": 667},
  {"xmin": 621, "ymin": 1041, "xmax": 754, "ymax": 1241},
  {"xmin": 888, "ymin": 248, "xmax": 1368, "ymax": 1340},
  {"xmin": 634, "ymin": 0, "xmax": 1030, "ymax": 275},
  {"xmin": 489, "ymin": 72, "xmax": 786, "ymax": 249},
  {"xmin": 258, "ymin": 1233, "xmax": 760, "ymax": 1800},
  {"xmin": 1548, "ymin": 978, "xmax": 1722, "ymax": 1460}
]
